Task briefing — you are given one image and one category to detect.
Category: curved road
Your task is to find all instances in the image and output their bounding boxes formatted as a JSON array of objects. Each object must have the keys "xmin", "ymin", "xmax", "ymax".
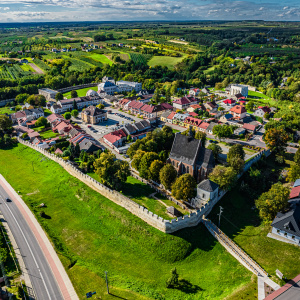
[{"xmin": 0, "ymin": 184, "xmax": 63, "ymax": 299}]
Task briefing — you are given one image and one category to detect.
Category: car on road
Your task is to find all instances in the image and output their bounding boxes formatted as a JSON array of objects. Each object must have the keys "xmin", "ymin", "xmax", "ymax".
[
  {"xmin": 209, "ymin": 140, "xmax": 218, "ymax": 144},
  {"xmin": 5, "ymin": 198, "xmax": 11, "ymax": 202},
  {"xmin": 87, "ymin": 125, "xmax": 91, "ymax": 128}
]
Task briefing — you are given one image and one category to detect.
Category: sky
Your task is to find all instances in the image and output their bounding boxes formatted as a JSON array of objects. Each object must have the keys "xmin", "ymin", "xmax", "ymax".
[{"xmin": 0, "ymin": 0, "xmax": 299, "ymax": 22}]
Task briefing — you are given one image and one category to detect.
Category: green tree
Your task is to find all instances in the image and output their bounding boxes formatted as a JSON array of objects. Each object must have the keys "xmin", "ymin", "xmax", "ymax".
[
  {"xmin": 172, "ymin": 174, "xmax": 196, "ymax": 201},
  {"xmin": 166, "ymin": 268, "xmax": 179, "ymax": 288},
  {"xmin": 287, "ymin": 164, "xmax": 300, "ymax": 182},
  {"xmin": 64, "ymin": 112, "xmax": 72, "ymax": 120},
  {"xmin": 207, "ymin": 144, "xmax": 222, "ymax": 161},
  {"xmin": 0, "ymin": 115, "xmax": 12, "ymax": 131},
  {"xmin": 213, "ymin": 125, "xmax": 233, "ymax": 140},
  {"xmin": 15, "ymin": 93, "xmax": 29, "ymax": 104},
  {"xmin": 26, "ymin": 95, "xmax": 46, "ymax": 107},
  {"xmin": 255, "ymin": 183, "xmax": 290, "ymax": 221},
  {"xmin": 229, "ymin": 157, "xmax": 245, "ymax": 173},
  {"xmin": 159, "ymin": 164, "xmax": 177, "ymax": 190},
  {"xmin": 264, "ymin": 128, "xmax": 289, "ymax": 153},
  {"xmin": 195, "ymin": 131, "xmax": 207, "ymax": 147},
  {"xmin": 149, "ymin": 160, "xmax": 164, "ymax": 182},
  {"xmin": 227, "ymin": 144, "xmax": 245, "ymax": 161},
  {"xmin": 139, "ymin": 152, "xmax": 159, "ymax": 179},
  {"xmin": 35, "ymin": 116, "xmax": 48, "ymax": 128},
  {"xmin": 96, "ymin": 103, "xmax": 105, "ymax": 109},
  {"xmin": 294, "ymin": 148, "xmax": 300, "ymax": 166},
  {"xmin": 73, "ymin": 99, "xmax": 78, "ymax": 110},
  {"xmin": 94, "ymin": 152, "xmax": 130, "ymax": 190},
  {"xmin": 131, "ymin": 150, "xmax": 146, "ymax": 171},
  {"xmin": 165, "ymin": 89, "xmax": 171, "ymax": 103},
  {"xmin": 209, "ymin": 166, "xmax": 237, "ymax": 190},
  {"xmin": 246, "ymin": 101, "xmax": 255, "ymax": 112},
  {"xmin": 55, "ymin": 92, "xmax": 64, "ymax": 101},
  {"xmin": 71, "ymin": 90, "xmax": 78, "ymax": 98},
  {"xmin": 71, "ymin": 109, "xmax": 79, "ymax": 118}
]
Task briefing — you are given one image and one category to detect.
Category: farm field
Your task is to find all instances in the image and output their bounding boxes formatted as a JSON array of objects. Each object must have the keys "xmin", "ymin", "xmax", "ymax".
[
  {"xmin": 20, "ymin": 63, "xmax": 35, "ymax": 72},
  {"xmin": 0, "ymin": 144, "xmax": 252, "ymax": 300},
  {"xmin": 148, "ymin": 56, "xmax": 185, "ymax": 69},
  {"xmin": 0, "ymin": 64, "xmax": 34, "ymax": 79},
  {"xmin": 63, "ymin": 86, "xmax": 98, "ymax": 99},
  {"xmin": 88, "ymin": 53, "xmax": 113, "ymax": 65},
  {"xmin": 129, "ymin": 53, "xmax": 153, "ymax": 65}
]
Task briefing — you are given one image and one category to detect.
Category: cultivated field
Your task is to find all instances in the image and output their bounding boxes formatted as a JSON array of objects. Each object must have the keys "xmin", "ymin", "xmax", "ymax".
[{"xmin": 148, "ymin": 56, "xmax": 185, "ymax": 69}]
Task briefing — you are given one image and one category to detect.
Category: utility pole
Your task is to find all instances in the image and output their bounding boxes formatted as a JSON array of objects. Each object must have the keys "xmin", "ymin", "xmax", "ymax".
[
  {"xmin": 218, "ymin": 206, "xmax": 223, "ymax": 227},
  {"xmin": 105, "ymin": 271, "xmax": 109, "ymax": 294}
]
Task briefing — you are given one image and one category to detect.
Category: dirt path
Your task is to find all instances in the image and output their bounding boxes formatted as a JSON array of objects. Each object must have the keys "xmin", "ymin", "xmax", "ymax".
[{"xmin": 29, "ymin": 63, "xmax": 44, "ymax": 74}]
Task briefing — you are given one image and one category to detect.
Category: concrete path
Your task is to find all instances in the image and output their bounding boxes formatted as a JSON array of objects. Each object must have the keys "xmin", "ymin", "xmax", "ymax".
[{"xmin": 0, "ymin": 174, "xmax": 79, "ymax": 300}]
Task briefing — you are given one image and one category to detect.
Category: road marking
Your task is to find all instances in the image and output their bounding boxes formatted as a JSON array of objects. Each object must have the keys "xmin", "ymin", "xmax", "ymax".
[{"xmin": 1, "ymin": 196, "xmax": 52, "ymax": 300}]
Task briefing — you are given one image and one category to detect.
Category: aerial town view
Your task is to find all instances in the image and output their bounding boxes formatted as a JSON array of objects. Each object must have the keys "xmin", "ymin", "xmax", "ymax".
[{"xmin": 0, "ymin": 2, "xmax": 300, "ymax": 300}]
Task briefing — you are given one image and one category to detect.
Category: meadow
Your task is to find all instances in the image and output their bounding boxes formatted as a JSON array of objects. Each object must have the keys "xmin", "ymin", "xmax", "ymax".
[
  {"xmin": 148, "ymin": 56, "xmax": 185, "ymax": 69},
  {"xmin": 0, "ymin": 144, "xmax": 252, "ymax": 300}
]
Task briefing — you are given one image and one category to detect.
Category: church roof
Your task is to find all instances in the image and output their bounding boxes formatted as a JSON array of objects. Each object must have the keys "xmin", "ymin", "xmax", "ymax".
[{"xmin": 197, "ymin": 179, "xmax": 218, "ymax": 192}]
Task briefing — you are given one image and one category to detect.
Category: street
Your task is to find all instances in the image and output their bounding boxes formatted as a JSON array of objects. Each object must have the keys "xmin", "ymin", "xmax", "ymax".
[{"xmin": 0, "ymin": 182, "xmax": 64, "ymax": 300}]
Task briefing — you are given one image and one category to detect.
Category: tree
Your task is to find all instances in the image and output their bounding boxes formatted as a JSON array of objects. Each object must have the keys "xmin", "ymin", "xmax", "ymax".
[
  {"xmin": 246, "ymin": 101, "xmax": 255, "ymax": 112},
  {"xmin": 71, "ymin": 90, "xmax": 78, "ymax": 98},
  {"xmin": 213, "ymin": 125, "xmax": 233, "ymax": 140},
  {"xmin": 215, "ymin": 82, "xmax": 223, "ymax": 90},
  {"xmin": 227, "ymin": 144, "xmax": 245, "ymax": 161},
  {"xmin": 159, "ymin": 164, "xmax": 177, "ymax": 190},
  {"xmin": 195, "ymin": 131, "xmax": 207, "ymax": 147},
  {"xmin": 139, "ymin": 152, "xmax": 159, "ymax": 179},
  {"xmin": 15, "ymin": 93, "xmax": 29, "ymax": 104},
  {"xmin": 255, "ymin": 183, "xmax": 290, "ymax": 221},
  {"xmin": 94, "ymin": 152, "xmax": 130, "ymax": 190},
  {"xmin": 64, "ymin": 112, "xmax": 72, "ymax": 120},
  {"xmin": 209, "ymin": 166, "xmax": 237, "ymax": 190},
  {"xmin": 71, "ymin": 109, "xmax": 79, "ymax": 118},
  {"xmin": 0, "ymin": 115, "xmax": 12, "ymax": 131},
  {"xmin": 207, "ymin": 144, "xmax": 222, "ymax": 161},
  {"xmin": 264, "ymin": 112, "xmax": 270, "ymax": 120},
  {"xmin": 264, "ymin": 128, "xmax": 289, "ymax": 153},
  {"xmin": 35, "ymin": 116, "xmax": 48, "ymax": 128},
  {"xmin": 229, "ymin": 157, "xmax": 245, "ymax": 173},
  {"xmin": 294, "ymin": 148, "xmax": 300, "ymax": 166},
  {"xmin": 165, "ymin": 89, "xmax": 171, "ymax": 103},
  {"xmin": 172, "ymin": 174, "xmax": 196, "ymax": 201},
  {"xmin": 131, "ymin": 150, "xmax": 146, "ymax": 171},
  {"xmin": 96, "ymin": 103, "xmax": 105, "ymax": 109},
  {"xmin": 287, "ymin": 164, "xmax": 300, "ymax": 182},
  {"xmin": 166, "ymin": 268, "xmax": 179, "ymax": 288},
  {"xmin": 26, "ymin": 94, "xmax": 46, "ymax": 107},
  {"xmin": 55, "ymin": 92, "xmax": 63, "ymax": 101},
  {"xmin": 73, "ymin": 99, "xmax": 78, "ymax": 110},
  {"xmin": 149, "ymin": 160, "xmax": 164, "ymax": 182}
]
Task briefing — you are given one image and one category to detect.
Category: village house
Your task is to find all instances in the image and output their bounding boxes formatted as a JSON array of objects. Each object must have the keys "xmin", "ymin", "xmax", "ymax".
[
  {"xmin": 253, "ymin": 106, "xmax": 271, "ymax": 118},
  {"xmin": 189, "ymin": 88, "xmax": 200, "ymax": 97},
  {"xmin": 172, "ymin": 96, "xmax": 198, "ymax": 110},
  {"xmin": 230, "ymin": 105, "xmax": 247, "ymax": 120},
  {"xmin": 103, "ymin": 129, "xmax": 127, "ymax": 148},
  {"xmin": 187, "ymin": 104, "xmax": 204, "ymax": 113},
  {"xmin": 220, "ymin": 114, "xmax": 233, "ymax": 123},
  {"xmin": 183, "ymin": 117, "xmax": 202, "ymax": 131},
  {"xmin": 206, "ymin": 122, "xmax": 218, "ymax": 135},
  {"xmin": 234, "ymin": 127, "xmax": 246, "ymax": 135},
  {"xmin": 82, "ymin": 106, "xmax": 107, "ymax": 124},
  {"xmin": 172, "ymin": 113, "xmax": 189, "ymax": 126},
  {"xmin": 98, "ymin": 81, "xmax": 118, "ymax": 95},
  {"xmin": 222, "ymin": 99, "xmax": 236, "ymax": 108},
  {"xmin": 167, "ymin": 130, "xmax": 215, "ymax": 183},
  {"xmin": 38, "ymin": 88, "xmax": 58, "ymax": 100},
  {"xmin": 166, "ymin": 111, "xmax": 176, "ymax": 123},
  {"xmin": 198, "ymin": 122, "xmax": 209, "ymax": 132},
  {"xmin": 86, "ymin": 89, "xmax": 98, "ymax": 97},
  {"xmin": 10, "ymin": 108, "xmax": 44, "ymax": 124},
  {"xmin": 160, "ymin": 111, "xmax": 172, "ymax": 122},
  {"xmin": 204, "ymin": 101, "xmax": 218, "ymax": 113},
  {"xmin": 243, "ymin": 123, "xmax": 257, "ymax": 133}
]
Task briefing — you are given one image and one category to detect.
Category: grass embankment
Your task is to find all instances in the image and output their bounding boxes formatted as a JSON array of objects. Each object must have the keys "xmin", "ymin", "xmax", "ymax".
[
  {"xmin": 63, "ymin": 86, "xmax": 98, "ymax": 99},
  {"xmin": 0, "ymin": 144, "xmax": 251, "ymax": 300},
  {"xmin": 147, "ymin": 56, "xmax": 185, "ymax": 69}
]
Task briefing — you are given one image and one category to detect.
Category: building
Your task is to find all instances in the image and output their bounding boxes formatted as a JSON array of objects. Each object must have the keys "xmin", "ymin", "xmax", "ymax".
[
  {"xmin": 38, "ymin": 88, "xmax": 58, "ymax": 100},
  {"xmin": 103, "ymin": 129, "xmax": 127, "ymax": 148},
  {"xmin": 167, "ymin": 130, "xmax": 215, "ymax": 183},
  {"xmin": 160, "ymin": 111, "xmax": 172, "ymax": 122},
  {"xmin": 230, "ymin": 105, "xmax": 247, "ymax": 119},
  {"xmin": 10, "ymin": 108, "xmax": 44, "ymax": 124},
  {"xmin": 183, "ymin": 117, "xmax": 202, "ymax": 131},
  {"xmin": 223, "ymin": 99, "xmax": 236, "ymax": 107},
  {"xmin": 230, "ymin": 84, "xmax": 248, "ymax": 97},
  {"xmin": 172, "ymin": 96, "xmax": 198, "ymax": 110},
  {"xmin": 196, "ymin": 179, "xmax": 219, "ymax": 203},
  {"xmin": 198, "ymin": 122, "xmax": 209, "ymax": 132},
  {"xmin": 206, "ymin": 122, "xmax": 218, "ymax": 135},
  {"xmin": 116, "ymin": 80, "xmax": 142, "ymax": 93},
  {"xmin": 187, "ymin": 104, "xmax": 204, "ymax": 113},
  {"xmin": 98, "ymin": 81, "xmax": 118, "ymax": 95},
  {"xmin": 220, "ymin": 114, "xmax": 233, "ymax": 123},
  {"xmin": 172, "ymin": 113, "xmax": 189, "ymax": 125},
  {"xmin": 81, "ymin": 106, "xmax": 107, "ymax": 124},
  {"xmin": 102, "ymin": 76, "xmax": 115, "ymax": 84},
  {"xmin": 204, "ymin": 101, "xmax": 218, "ymax": 112},
  {"xmin": 243, "ymin": 123, "xmax": 256, "ymax": 133},
  {"xmin": 86, "ymin": 89, "xmax": 98, "ymax": 97},
  {"xmin": 234, "ymin": 127, "xmax": 246, "ymax": 135},
  {"xmin": 253, "ymin": 106, "xmax": 271, "ymax": 118}
]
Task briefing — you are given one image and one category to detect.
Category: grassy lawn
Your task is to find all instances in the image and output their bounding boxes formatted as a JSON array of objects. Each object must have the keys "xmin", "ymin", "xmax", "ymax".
[
  {"xmin": 147, "ymin": 56, "xmax": 185, "ymax": 69},
  {"xmin": 89, "ymin": 53, "xmax": 114, "ymax": 66},
  {"xmin": 247, "ymin": 91, "xmax": 278, "ymax": 107},
  {"xmin": 172, "ymin": 129, "xmax": 180, "ymax": 133},
  {"xmin": 208, "ymin": 153, "xmax": 300, "ymax": 295},
  {"xmin": 63, "ymin": 86, "xmax": 98, "ymax": 99},
  {"xmin": 0, "ymin": 107, "xmax": 15, "ymax": 115},
  {"xmin": 20, "ymin": 64, "xmax": 35, "ymax": 72},
  {"xmin": 39, "ymin": 130, "xmax": 59, "ymax": 140},
  {"xmin": 0, "ymin": 144, "xmax": 252, "ymax": 300},
  {"xmin": 203, "ymin": 66, "xmax": 217, "ymax": 74}
]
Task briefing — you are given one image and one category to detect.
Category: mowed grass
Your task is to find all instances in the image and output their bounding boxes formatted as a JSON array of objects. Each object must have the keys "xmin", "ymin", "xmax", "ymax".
[
  {"xmin": 89, "ymin": 53, "xmax": 114, "ymax": 66},
  {"xmin": 63, "ymin": 86, "xmax": 98, "ymax": 99},
  {"xmin": 148, "ymin": 56, "xmax": 185, "ymax": 69},
  {"xmin": 0, "ymin": 107, "xmax": 15, "ymax": 115},
  {"xmin": 0, "ymin": 144, "xmax": 252, "ymax": 300},
  {"xmin": 39, "ymin": 130, "xmax": 59, "ymax": 140},
  {"xmin": 247, "ymin": 91, "xmax": 278, "ymax": 107}
]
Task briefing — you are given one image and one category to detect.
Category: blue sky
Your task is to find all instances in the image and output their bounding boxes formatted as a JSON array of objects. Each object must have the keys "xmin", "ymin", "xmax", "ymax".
[{"xmin": 0, "ymin": 0, "xmax": 299, "ymax": 22}]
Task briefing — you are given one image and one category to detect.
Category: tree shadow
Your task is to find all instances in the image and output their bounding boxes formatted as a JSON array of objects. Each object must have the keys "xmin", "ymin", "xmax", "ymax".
[{"xmin": 170, "ymin": 279, "xmax": 203, "ymax": 294}]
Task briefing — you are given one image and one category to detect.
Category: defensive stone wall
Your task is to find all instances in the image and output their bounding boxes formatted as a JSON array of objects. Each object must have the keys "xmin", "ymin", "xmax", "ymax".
[
  {"xmin": 0, "ymin": 98, "xmax": 16, "ymax": 107},
  {"xmin": 57, "ymin": 83, "xmax": 98, "ymax": 94},
  {"xmin": 16, "ymin": 139, "xmax": 271, "ymax": 233}
]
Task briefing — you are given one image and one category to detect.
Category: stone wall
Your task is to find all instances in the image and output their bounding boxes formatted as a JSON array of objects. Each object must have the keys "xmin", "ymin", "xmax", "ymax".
[
  {"xmin": 0, "ymin": 98, "xmax": 16, "ymax": 107},
  {"xmin": 57, "ymin": 83, "xmax": 98, "ymax": 94},
  {"xmin": 16, "ymin": 139, "xmax": 271, "ymax": 234}
]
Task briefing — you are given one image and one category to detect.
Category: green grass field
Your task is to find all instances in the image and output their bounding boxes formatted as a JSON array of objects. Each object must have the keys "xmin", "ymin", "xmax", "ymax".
[
  {"xmin": 39, "ymin": 130, "xmax": 59, "ymax": 140},
  {"xmin": 148, "ymin": 56, "xmax": 185, "ymax": 69},
  {"xmin": 247, "ymin": 91, "xmax": 278, "ymax": 107},
  {"xmin": 0, "ymin": 144, "xmax": 252, "ymax": 300},
  {"xmin": 0, "ymin": 107, "xmax": 15, "ymax": 115},
  {"xmin": 63, "ymin": 86, "xmax": 98, "ymax": 99},
  {"xmin": 89, "ymin": 53, "xmax": 113, "ymax": 66}
]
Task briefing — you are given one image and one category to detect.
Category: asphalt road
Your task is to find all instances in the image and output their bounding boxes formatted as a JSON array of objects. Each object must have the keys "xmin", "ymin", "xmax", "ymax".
[{"xmin": 0, "ymin": 184, "xmax": 63, "ymax": 300}]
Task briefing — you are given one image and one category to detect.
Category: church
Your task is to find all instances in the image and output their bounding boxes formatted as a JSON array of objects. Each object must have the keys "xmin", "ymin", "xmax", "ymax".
[{"xmin": 167, "ymin": 129, "xmax": 215, "ymax": 183}]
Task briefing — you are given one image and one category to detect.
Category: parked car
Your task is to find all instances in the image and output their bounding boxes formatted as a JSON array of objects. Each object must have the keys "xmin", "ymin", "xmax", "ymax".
[{"xmin": 6, "ymin": 198, "xmax": 11, "ymax": 202}]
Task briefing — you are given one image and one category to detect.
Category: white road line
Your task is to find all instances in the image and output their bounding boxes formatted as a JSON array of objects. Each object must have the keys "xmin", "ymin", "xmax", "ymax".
[{"xmin": 1, "ymin": 196, "xmax": 52, "ymax": 300}]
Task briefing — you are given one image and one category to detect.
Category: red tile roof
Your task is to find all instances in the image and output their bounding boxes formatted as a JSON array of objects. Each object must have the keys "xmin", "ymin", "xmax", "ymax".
[
  {"xmin": 230, "ymin": 105, "xmax": 246, "ymax": 114},
  {"xmin": 290, "ymin": 186, "xmax": 300, "ymax": 199},
  {"xmin": 243, "ymin": 123, "xmax": 256, "ymax": 131},
  {"xmin": 258, "ymin": 106, "xmax": 271, "ymax": 113},
  {"xmin": 184, "ymin": 117, "xmax": 202, "ymax": 127},
  {"xmin": 103, "ymin": 129, "xmax": 126, "ymax": 144},
  {"xmin": 199, "ymin": 122, "xmax": 209, "ymax": 130},
  {"xmin": 223, "ymin": 99, "xmax": 236, "ymax": 104},
  {"xmin": 189, "ymin": 112, "xmax": 198, "ymax": 117}
]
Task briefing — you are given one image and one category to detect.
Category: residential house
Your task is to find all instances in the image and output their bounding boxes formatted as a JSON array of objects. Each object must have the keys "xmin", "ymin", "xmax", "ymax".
[
  {"xmin": 47, "ymin": 114, "xmax": 65, "ymax": 126},
  {"xmin": 189, "ymin": 88, "xmax": 200, "ymax": 97},
  {"xmin": 234, "ymin": 127, "xmax": 246, "ymax": 135},
  {"xmin": 189, "ymin": 112, "xmax": 198, "ymax": 117},
  {"xmin": 183, "ymin": 117, "xmax": 202, "ymax": 131},
  {"xmin": 167, "ymin": 130, "xmax": 215, "ymax": 183},
  {"xmin": 103, "ymin": 129, "xmax": 127, "ymax": 148},
  {"xmin": 166, "ymin": 111, "xmax": 176, "ymax": 124},
  {"xmin": 230, "ymin": 105, "xmax": 247, "ymax": 120},
  {"xmin": 253, "ymin": 106, "xmax": 271, "ymax": 118},
  {"xmin": 21, "ymin": 103, "xmax": 34, "ymax": 110},
  {"xmin": 118, "ymin": 99, "xmax": 131, "ymax": 110},
  {"xmin": 220, "ymin": 114, "xmax": 233, "ymax": 123},
  {"xmin": 172, "ymin": 113, "xmax": 189, "ymax": 125},
  {"xmin": 98, "ymin": 81, "xmax": 118, "ymax": 95},
  {"xmin": 199, "ymin": 122, "xmax": 209, "ymax": 132},
  {"xmin": 243, "ymin": 123, "xmax": 256, "ymax": 133},
  {"xmin": 86, "ymin": 89, "xmax": 98, "ymax": 97},
  {"xmin": 204, "ymin": 101, "xmax": 218, "ymax": 113},
  {"xmin": 54, "ymin": 96, "xmax": 102, "ymax": 113},
  {"xmin": 102, "ymin": 76, "xmax": 115, "ymax": 84},
  {"xmin": 206, "ymin": 122, "xmax": 218, "ymax": 135},
  {"xmin": 160, "ymin": 111, "xmax": 172, "ymax": 122},
  {"xmin": 172, "ymin": 96, "xmax": 198, "ymax": 110},
  {"xmin": 10, "ymin": 108, "xmax": 44, "ymax": 124},
  {"xmin": 201, "ymin": 88, "xmax": 210, "ymax": 94},
  {"xmin": 222, "ymin": 99, "xmax": 236, "ymax": 108},
  {"xmin": 187, "ymin": 104, "xmax": 204, "ymax": 113},
  {"xmin": 128, "ymin": 100, "xmax": 144, "ymax": 115},
  {"xmin": 82, "ymin": 106, "xmax": 107, "ymax": 124}
]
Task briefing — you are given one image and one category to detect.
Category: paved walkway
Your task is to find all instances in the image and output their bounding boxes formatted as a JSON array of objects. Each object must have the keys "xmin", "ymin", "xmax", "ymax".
[{"xmin": 0, "ymin": 175, "xmax": 79, "ymax": 300}]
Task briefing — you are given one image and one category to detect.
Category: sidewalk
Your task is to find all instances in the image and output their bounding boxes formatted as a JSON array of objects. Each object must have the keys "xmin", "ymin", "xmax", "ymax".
[{"xmin": 0, "ymin": 174, "xmax": 79, "ymax": 300}]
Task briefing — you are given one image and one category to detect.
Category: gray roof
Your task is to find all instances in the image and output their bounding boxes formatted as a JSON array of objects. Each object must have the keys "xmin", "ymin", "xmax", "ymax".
[
  {"xmin": 161, "ymin": 111, "xmax": 172, "ymax": 119},
  {"xmin": 294, "ymin": 179, "xmax": 300, "ymax": 188},
  {"xmin": 134, "ymin": 122, "xmax": 144, "ymax": 131},
  {"xmin": 124, "ymin": 124, "xmax": 137, "ymax": 135},
  {"xmin": 83, "ymin": 106, "xmax": 105, "ymax": 117},
  {"xmin": 206, "ymin": 122, "xmax": 218, "ymax": 132},
  {"xmin": 140, "ymin": 119, "xmax": 150, "ymax": 128},
  {"xmin": 197, "ymin": 148, "xmax": 215, "ymax": 169},
  {"xmin": 271, "ymin": 205, "xmax": 300, "ymax": 236},
  {"xmin": 79, "ymin": 139, "xmax": 101, "ymax": 153},
  {"xmin": 198, "ymin": 179, "xmax": 218, "ymax": 192}
]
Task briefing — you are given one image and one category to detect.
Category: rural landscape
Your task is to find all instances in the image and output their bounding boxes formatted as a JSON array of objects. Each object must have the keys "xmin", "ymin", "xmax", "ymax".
[{"xmin": 0, "ymin": 18, "xmax": 299, "ymax": 300}]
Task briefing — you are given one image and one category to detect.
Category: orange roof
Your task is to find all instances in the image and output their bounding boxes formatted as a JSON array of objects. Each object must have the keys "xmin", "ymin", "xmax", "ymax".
[
  {"xmin": 230, "ymin": 105, "xmax": 246, "ymax": 114},
  {"xmin": 167, "ymin": 111, "xmax": 176, "ymax": 119}
]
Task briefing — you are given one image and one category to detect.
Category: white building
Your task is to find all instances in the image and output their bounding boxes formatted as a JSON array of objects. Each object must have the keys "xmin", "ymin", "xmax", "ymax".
[
  {"xmin": 116, "ymin": 80, "xmax": 142, "ymax": 93},
  {"xmin": 230, "ymin": 84, "xmax": 248, "ymax": 97},
  {"xmin": 98, "ymin": 81, "xmax": 118, "ymax": 95}
]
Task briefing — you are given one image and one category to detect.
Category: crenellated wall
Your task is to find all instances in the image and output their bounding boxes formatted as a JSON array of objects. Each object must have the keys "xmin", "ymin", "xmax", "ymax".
[{"xmin": 16, "ymin": 138, "xmax": 270, "ymax": 233}]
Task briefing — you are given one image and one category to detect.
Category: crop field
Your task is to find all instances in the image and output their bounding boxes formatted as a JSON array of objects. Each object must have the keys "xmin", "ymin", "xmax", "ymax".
[
  {"xmin": 88, "ymin": 53, "xmax": 113, "ymax": 65},
  {"xmin": 130, "ymin": 53, "xmax": 153, "ymax": 65},
  {"xmin": 67, "ymin": 57, "xmax": 94, "ymax": 72},
  {"xmin": 0, "ymin": 64, "xmax": 34, "ymax": 79},
  {"xmin": 33, "ymin": 58, "xmax": 51, "ymax": 72},
  {"xmin": 148, "ymin": 56, "xmax": 185, "ymax": 69},
  {"xmin": 0, "ymin": 144, "xmax": 253, "ymax": 300}
]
